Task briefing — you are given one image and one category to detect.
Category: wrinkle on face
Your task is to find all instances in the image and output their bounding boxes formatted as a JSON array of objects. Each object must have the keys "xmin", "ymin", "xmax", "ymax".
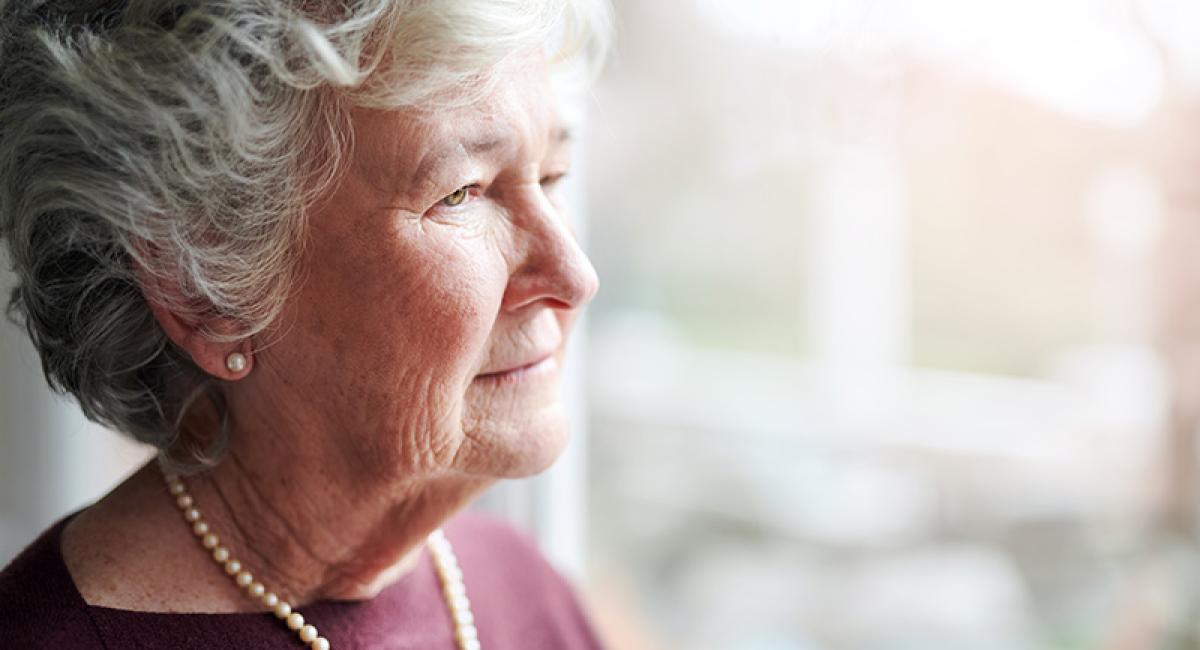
[{"xmin": 237, "ymin": 51, "xmax": 586, "ymax": 496}]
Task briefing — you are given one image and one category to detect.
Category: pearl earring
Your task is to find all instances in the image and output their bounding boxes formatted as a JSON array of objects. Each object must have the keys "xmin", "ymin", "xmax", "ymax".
[{"xmin": 225, "ymin": 352, "xmax": 247, "ymax": 374}]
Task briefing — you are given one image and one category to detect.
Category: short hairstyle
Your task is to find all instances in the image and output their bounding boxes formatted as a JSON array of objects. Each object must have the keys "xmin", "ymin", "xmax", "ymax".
[{"xmin": 0, "ymin": 0, "xmax": 610, "ymax": 468}]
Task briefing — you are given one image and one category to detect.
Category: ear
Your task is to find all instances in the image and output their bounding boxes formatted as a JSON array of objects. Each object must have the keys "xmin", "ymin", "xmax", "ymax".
[{"xmin": 133, "ymin": 255, "xmax": 253, "ymax": 381}]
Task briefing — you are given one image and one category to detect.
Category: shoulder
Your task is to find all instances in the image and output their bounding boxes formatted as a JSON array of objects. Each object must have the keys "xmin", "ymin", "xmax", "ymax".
[
  {"xmin": 444, "ymin": 511, "xmax": 571, "ymax": 592},
  {"xmin": 444, "ymin": 511, "xmax": 546, "ymax": 563},
  {"xmin": 0, "ymin": 515, "xmax": 103, "ymax": 648},
  {"xmin": 444, "ymin": 511, "xmax": 605, "ymax": 649}
]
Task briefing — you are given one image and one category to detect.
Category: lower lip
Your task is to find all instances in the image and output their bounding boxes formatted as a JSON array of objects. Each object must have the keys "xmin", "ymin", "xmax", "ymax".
[{"xmin": 474, "ymin": 355, "xmax": 558, "ymax": 384}]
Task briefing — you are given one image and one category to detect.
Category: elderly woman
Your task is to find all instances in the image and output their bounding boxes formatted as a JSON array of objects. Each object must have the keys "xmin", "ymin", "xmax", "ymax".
[{"xmin": 0, "ymin": 0, "xmax": 609, "ymax": 648}]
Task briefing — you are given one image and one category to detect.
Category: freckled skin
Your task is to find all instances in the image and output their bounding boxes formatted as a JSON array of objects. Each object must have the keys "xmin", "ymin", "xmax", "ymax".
[{"xmin": 60, "ymin": 51, "xmax": 598, "ymax": 612}]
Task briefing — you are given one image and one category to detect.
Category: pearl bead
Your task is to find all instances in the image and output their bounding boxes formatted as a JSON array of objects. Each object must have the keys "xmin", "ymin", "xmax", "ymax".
[
  {"xmin": 226, "ymin": 352, "xmax": 247, "ymax": 373},
  {"xmin": 425, "ymin": 529, "xmax": 482, "ymax": 650},
  {"xmin": 161, "ymin": 466, "xmax": 476, "ymax": 650}
]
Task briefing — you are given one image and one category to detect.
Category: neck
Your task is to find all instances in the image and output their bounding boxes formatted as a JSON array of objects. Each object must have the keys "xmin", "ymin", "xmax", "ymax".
[
  {"xmin": 155, "ymin": 354, "xmax": 496, "ymax": 608},
  {"xmin": 171, "ymin": 445, "xmax": 490, "ymax": 607}
]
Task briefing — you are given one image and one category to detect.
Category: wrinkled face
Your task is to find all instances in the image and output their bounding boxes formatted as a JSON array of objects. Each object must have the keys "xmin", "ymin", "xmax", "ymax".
[{"xmin": 245, "ymin": 52, "xmax": 598, "ymax": 483}]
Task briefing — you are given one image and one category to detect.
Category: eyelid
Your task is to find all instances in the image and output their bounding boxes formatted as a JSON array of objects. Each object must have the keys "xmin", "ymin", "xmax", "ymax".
[
  {"xmin": 425, "ymin": 169, "xmax": 566, "ymax": 216},
  {"xmin": 431, "ymin": 183, "xmax": 482, "ymax": 212},
  {"xmin": 540, "ymin": 171, "xmax": 568, "ymax": 186}
]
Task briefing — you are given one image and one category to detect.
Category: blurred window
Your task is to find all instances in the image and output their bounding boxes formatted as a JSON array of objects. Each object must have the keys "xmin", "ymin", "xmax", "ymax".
[{"xmin": 583, "ymin": 1, "xmax": 1200, "ymax": 648}]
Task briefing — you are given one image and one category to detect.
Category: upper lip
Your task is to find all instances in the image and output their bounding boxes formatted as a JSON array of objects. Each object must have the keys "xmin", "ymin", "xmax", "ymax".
[{"xmin": 477, "ymin": 349, "xmax": 556, "ymax": 377}]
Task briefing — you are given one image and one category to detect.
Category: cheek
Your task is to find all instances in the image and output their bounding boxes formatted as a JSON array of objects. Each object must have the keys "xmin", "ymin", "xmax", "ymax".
[
  {"xmin": 284, "ymin": 224, "xmax": 508, "ymax": 470},
  {"xmin": 310, "ymin": 223, "xmax": 502, "ymax": 373},
  {"xmin": 379, "ymin": 254, "xmax": 497, "ymax": 382}
]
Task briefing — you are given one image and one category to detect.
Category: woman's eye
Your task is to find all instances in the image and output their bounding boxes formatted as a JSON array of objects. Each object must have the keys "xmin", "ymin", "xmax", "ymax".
[
  {"xmin": 441, "ymin": 186, "xmax": 470, "ymax": 207},
  {"xmin": 541, "ymin": 172, "xmax": 567, "ymax": 186}
]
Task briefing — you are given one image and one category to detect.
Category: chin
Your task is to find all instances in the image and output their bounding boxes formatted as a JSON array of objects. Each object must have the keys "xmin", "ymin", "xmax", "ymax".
[{"xmin": 467, "ymin": 404, "xmax": 572, "ymax": 479}]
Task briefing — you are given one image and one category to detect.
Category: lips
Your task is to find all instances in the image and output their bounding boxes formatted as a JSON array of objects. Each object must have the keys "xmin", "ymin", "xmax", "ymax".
[{"xmin": 476, "ymin": 350, "xmax": 557, "ymax": 379}]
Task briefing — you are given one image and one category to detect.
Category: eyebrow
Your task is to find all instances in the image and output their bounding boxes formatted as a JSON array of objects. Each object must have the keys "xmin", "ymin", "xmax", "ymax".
[
  {"xmin": 463, "ymin": 126, "xmax": 571, "ymax": 154},
  {"xmin": 463, "ymin": 135, "xmax": 507, "ymax": 155}
]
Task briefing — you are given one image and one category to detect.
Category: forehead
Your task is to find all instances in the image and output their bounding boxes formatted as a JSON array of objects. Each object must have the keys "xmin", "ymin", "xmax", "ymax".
[{"xmin": 349, "ymin": 53, "xmax": 564, "ymax": 189}]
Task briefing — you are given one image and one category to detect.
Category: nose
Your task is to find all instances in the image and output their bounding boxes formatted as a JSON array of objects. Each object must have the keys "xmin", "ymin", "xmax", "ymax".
[{"xmin": 503, "ymin": 190, "xmax": 600, "ymax": 314}]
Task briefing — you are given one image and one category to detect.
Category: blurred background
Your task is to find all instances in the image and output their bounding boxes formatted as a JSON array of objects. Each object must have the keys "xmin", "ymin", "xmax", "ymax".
[
  {"xmin": 4, "ymin": 1, "xmax": 1200, "ymax": 649},
  {"xmin": 580, "ymin": 0, "xmax": 1200, "ymax": 649}
]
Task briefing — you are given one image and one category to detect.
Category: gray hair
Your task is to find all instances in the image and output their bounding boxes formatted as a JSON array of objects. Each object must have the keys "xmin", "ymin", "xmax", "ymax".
[{"xmin": 0, "ymin": 0, "xmax": 610, "ymax": 468}]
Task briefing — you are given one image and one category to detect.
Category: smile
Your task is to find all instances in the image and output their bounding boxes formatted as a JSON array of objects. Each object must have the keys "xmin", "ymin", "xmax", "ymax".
[{"xmin": 474, "ymin": 354, "xmax": 558, "ymax": 383}]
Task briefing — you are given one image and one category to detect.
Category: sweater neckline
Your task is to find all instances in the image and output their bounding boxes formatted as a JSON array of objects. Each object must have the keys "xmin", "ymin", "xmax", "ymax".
[{"xmin": 48, "ymin": 510, "xmax": 432, "ymax": 619}]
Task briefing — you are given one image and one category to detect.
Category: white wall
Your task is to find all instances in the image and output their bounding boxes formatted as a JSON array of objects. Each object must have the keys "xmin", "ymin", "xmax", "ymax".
[{"xmin": 0, "ymin": 263, "xmax": 151, "ymax": 566}]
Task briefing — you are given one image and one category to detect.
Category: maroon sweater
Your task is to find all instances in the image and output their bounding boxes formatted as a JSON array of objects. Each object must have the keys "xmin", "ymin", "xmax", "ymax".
[{"xmin": 0, "ymin": 511, "xmax": 604, "ymax": 649}]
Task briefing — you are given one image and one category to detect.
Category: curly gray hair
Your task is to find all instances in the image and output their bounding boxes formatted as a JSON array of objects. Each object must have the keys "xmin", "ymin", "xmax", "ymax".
[{"xmin": 0, "ymin": 0, "xmax": 609, "ymax": 467}]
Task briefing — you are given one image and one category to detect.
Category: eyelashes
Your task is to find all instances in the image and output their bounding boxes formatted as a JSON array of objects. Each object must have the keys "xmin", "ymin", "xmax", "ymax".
[
  {"xmin": 432, "ymin": 173, "xmax": 568, "ymax": 212},
  {"xmin": 441, "ymin": 185, "xmax": 474, "ymax": 207},
  {"xmin": 539, "ymin": 172, "xmax": 567, "ymax": 188}
]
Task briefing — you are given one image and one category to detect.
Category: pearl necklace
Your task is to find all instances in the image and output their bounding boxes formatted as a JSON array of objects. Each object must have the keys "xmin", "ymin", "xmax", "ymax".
[{"xmin": 161, "ymin": 470, "xmax": 482, "ymax": 649}]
